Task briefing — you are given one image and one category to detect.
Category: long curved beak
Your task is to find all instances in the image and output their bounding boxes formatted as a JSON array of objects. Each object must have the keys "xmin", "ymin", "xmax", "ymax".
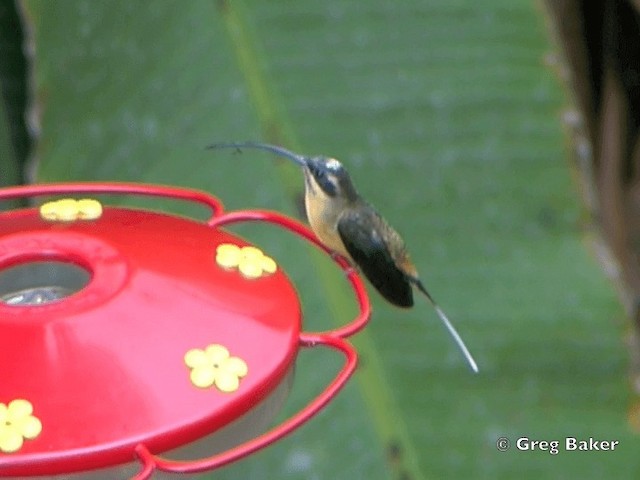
[{"xmin": 207, "ymin": 141, "xmax": 308, "ymax": 167}]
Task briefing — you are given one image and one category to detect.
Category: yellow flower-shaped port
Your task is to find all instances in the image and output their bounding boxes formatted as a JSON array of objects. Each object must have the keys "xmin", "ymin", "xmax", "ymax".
[
  {"xmin": 0, "ymin": 399, "xmax": 42, "ymax": 453},
  {"xmin": 215, "ymin": 243, "xmax": 277, "ymax": 279},
  {"xmin": 40, "ymin": 198, "xmax": 103, "ymax": 222},
  {"xmin": 184, "ymin": 344, "xmax": 248, "ymax": 392}
]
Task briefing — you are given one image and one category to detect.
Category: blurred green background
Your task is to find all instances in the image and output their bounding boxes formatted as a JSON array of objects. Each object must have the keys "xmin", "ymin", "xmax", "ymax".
[{"xmin": 2, "ymin": 0, "xmax": 638, "ymax": 478}]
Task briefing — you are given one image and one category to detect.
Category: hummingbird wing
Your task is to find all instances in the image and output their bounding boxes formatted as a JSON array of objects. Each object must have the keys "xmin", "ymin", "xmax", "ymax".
[{"xmin": 337, "ymin": 208, "xmax": 414, "ymax": 308}]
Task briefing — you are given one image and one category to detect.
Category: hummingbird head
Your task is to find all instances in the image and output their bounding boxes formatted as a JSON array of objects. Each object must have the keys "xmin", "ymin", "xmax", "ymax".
[{"xmin": 303, "ymin": 156, "xmax": 359, "ymax": 203}]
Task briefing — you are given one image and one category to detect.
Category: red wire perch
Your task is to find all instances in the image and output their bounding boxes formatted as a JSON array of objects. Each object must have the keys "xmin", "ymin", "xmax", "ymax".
[
  {"xmin": 132, "ymin": 335, "xmax": 358, "ymax": 477},
  {"xmin": 0, "ymin": 182, "xmax": 225, "ymax": 220},
  {"xmin": 209, "ymin": 210, "xmax": 372, "ymax": 338}
]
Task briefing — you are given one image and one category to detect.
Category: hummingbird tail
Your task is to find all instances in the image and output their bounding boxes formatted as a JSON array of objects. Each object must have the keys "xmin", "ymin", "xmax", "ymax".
[{"xmin": 414, "ymin": 279, "xmax": 479, "ymax": 373}]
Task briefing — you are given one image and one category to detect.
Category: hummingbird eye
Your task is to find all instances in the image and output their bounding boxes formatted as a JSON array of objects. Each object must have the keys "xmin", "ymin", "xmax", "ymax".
[{"xmin": 307, "ymin": 160, "xmax": 338, "ymax": 197}]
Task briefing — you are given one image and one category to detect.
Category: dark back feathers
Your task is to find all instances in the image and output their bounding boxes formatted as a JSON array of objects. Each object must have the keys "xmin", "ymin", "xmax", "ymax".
[{"xmin": 337, "ymin": 207, "xmax": 413, "ymax": 307}]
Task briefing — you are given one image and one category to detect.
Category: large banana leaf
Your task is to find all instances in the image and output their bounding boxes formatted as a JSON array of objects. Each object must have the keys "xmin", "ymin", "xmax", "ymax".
[{"xmin": 13, "ymin": 0, "xmax": 636, "ymax": 478}]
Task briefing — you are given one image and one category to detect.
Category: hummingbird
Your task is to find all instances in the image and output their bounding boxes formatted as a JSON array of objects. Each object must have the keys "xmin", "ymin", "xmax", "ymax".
[{"xmin": 208, "ymin": 141, "xmax": 479, "ymax": 373}]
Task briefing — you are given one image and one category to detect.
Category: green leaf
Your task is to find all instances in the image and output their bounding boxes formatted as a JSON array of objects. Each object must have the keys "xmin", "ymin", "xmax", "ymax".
[{"xmin": 20, "ymin": 0, "xmax": 633, "ymax": 478}]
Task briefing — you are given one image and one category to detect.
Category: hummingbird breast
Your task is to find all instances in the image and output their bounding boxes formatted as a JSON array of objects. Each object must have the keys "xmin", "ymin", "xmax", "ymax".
[{"xmin": 303, "ymin": 183, "xmax": 352, "ymax": 259}]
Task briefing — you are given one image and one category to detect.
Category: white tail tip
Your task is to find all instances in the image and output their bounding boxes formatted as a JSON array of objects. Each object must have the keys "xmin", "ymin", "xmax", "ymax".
[{"xmin": 434, "ymin": 305, "xmax": 479, "ymax": 373}]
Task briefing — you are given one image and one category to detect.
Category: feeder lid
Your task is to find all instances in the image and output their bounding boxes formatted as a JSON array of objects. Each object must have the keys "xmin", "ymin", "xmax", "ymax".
[{"xmin": 0, "ymin": 202, "xmax": 300, "ymax": 476}]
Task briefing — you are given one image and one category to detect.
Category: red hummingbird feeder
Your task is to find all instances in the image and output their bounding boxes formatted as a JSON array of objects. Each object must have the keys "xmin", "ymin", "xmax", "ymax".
[{"xmin": 0, "ymin": 183, "xmax": 371, "ymax": 479}]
